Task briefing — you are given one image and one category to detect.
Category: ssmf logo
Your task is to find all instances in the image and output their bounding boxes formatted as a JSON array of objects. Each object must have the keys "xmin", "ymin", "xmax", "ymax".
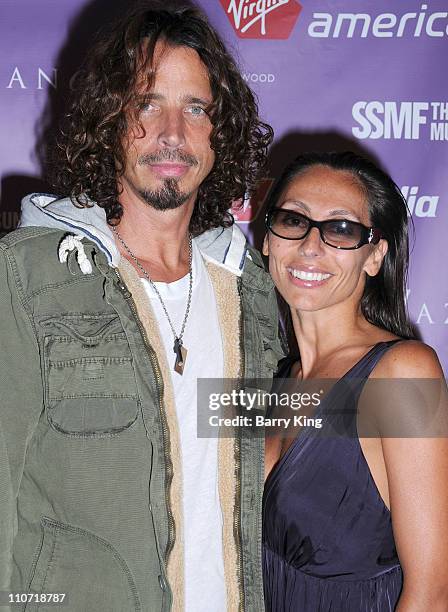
[
  {"xmin": 352, "ymin": 101, "xmax": 448, "ymax": 141},
  {"xmin": 221, "ymin": 0, "xmax": 302, "ymax": 39}
]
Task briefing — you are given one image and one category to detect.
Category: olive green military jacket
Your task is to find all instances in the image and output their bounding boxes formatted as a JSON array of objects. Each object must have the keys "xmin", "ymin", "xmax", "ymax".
[{"xmin": 0, "ymin": 195, "xmax": 284, "ymax": 612}]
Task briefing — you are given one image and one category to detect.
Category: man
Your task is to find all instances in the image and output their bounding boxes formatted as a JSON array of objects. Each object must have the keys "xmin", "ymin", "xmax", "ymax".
[{"xmin": 0, "ymin": 5, "xmax": 284, "ymax": 612}]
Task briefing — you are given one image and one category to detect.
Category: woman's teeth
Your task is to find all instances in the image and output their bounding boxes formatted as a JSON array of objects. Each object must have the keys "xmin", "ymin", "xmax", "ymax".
[{"xmin": 287, "ymin": 268, "xmax": 331, "ymax": 282}]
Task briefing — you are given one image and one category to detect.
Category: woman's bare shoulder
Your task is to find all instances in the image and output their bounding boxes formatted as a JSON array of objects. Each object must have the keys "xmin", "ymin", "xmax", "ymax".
[{"xmin": 371, "ymin": 339, "xmax": 443, "ymax": 378}]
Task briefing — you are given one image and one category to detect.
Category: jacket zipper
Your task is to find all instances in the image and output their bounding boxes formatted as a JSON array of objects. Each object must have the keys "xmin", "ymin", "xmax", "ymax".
[
  {"xmin": 236, "ymin": 276, "xmax": 245, "ymax": 611},
  {"xmin": 114, "ymin": 269, "xmax": 176, "ymax": 565}
]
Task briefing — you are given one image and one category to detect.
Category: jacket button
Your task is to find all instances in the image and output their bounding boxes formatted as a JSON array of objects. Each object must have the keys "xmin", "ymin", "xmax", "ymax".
[{"xmin": 158, "ymin": 575, "xmax": 167, "ymax": 591}]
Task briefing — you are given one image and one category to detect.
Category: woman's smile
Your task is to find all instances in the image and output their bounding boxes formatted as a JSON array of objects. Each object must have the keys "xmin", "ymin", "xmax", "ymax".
[{"xmin": 286, "ymin": 265, "xmax": 334, "ymax": 288}]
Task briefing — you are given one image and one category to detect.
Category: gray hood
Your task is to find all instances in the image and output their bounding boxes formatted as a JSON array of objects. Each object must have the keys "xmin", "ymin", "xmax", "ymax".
[{"xmin": 19, "ymin": 193, "xmax": 248, "ymax": 276}]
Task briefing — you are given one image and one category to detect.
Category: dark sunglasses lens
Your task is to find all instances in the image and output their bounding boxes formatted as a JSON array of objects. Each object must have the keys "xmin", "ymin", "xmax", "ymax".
[
  {"xmin": 323, "ymin": 220, "xmax": 363, "ymax": 248},
  {"xmin": 269, "ymin": 210, "xmax": 309, "ymax": 239}
]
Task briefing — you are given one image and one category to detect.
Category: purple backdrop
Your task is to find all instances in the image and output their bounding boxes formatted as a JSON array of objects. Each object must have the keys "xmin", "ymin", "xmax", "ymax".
[{"xmin": 1, "ymin": 0, "xmax": 447, "ymax": 372}]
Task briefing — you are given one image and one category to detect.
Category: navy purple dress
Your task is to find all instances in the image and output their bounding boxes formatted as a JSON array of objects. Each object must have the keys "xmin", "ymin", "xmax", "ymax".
[{"xmin": 263, "ymin": 341, "xmax": 403, "ymax": 611}]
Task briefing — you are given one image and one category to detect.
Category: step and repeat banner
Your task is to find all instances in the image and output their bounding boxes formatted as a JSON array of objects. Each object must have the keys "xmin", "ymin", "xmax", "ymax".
[{"xmin": 1, "ymin": 0, "xmax": 447, "ymax": 371}]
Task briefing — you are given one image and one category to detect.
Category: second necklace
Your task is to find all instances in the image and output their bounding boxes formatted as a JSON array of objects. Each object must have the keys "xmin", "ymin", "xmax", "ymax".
[{"xmin": 113, "ymin": 226, "xmax": 193, "ymax": 375}]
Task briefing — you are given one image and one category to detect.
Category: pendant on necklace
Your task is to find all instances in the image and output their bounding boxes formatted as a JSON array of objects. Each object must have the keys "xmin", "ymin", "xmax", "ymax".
[{"xmin": 173, "ymin": 338, "xmax": 187, "ymax": 375}]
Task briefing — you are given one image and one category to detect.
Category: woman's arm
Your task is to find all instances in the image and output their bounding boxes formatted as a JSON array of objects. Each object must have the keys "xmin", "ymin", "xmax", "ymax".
[
  {"xmin": 372, "ymin": 341, "xmax": 448, "ymax": 611},
  {"xmin": 265, "ymin": 434, "xmax": 283, "ymax": 481}
]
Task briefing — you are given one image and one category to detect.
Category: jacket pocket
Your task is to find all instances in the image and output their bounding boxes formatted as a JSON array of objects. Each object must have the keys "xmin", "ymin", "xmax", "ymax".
[
  {"xmin": 41, "ymin": 314, "xmax": 139, "ymax": 437},
  {"xmin": 25, "ymin": 516, "xmax": 141, "ymax": 612}
]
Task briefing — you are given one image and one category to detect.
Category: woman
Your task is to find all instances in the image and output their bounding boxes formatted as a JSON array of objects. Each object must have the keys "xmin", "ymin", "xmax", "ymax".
[{"xmin": 262, "ymin": 151, "xmax": 448, "ymax": 611}]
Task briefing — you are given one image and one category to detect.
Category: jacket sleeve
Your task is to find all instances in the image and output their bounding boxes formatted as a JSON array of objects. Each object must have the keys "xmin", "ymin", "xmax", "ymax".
[
  {"xmin": 246, "ymin": 244, "xmax": 288, "ymax": 368},
  {"xmin": 0, "ymin": 246, "xmax": 44, "ymax": 595}
]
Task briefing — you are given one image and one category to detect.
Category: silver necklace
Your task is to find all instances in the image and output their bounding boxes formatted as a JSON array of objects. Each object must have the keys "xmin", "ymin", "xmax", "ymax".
[{"xmin": 112, "ymin": 226, "xmax": 193, "ymax": 375}]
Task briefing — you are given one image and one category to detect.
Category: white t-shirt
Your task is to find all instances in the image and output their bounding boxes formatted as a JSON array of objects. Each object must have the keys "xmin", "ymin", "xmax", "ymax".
[{"xmin": 141, "ymin": 241, "xmax": 226, "ymax": 612}]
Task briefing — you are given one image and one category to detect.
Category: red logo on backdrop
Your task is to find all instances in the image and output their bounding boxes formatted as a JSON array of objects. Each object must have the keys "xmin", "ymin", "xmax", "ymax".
[
  {"xmin": 231, "ymin": 178, "xmax": 274, "ymax": 223},
  {"xmin": 221, "ymin": 0, "xmax": 302, "ymax": 39}
]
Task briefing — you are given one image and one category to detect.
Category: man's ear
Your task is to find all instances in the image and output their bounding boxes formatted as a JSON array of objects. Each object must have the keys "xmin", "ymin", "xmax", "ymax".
[
  {"xmin": 363, "ymin": 239, "xmax": 388, "ymax": 277},
  {"xmin": 262, "ymin": 234, "xmax": 269, "ymax": 257}
]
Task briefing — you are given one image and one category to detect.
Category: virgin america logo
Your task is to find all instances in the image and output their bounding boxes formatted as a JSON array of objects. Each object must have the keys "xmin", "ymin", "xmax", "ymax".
[{"xmin": 221, "ymin": 0, "xmax": 302, "ymax": 39}]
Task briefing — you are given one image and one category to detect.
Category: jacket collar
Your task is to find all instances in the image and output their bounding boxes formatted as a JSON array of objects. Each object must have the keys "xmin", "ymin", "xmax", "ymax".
[{"xmin": 19, "ymin": 193, "xmax": 248, "ymax": 276}]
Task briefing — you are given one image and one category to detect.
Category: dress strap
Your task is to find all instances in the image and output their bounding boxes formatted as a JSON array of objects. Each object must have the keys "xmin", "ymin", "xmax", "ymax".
[
  {"xmin": 346, "ymin": 339, "xmax": 404, "ymax": 381},
  {"xmin": 317, "ymin": 340, "xmax": 406, "ymax": 438}
]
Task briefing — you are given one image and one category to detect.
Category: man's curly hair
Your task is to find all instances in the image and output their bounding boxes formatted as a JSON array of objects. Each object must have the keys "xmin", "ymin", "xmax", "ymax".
[{"xmin": 50, "ymin": 4, "xmax": 273, "ymax": 235}]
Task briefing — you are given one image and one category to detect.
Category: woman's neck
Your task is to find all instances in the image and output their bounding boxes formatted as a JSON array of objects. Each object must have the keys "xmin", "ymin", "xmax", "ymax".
[{"xmin": 291, "ymin": 302, "xmax": 374, "ymax": 378}]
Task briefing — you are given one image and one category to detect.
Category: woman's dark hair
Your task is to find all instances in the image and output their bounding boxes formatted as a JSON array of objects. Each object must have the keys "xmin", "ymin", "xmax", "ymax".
[
  {"xmin": 50, "ymin": 4, "xmax": 273, "ymax": 235},
  {"xmin": 265, "ymin": 151, "xmax": 415, "ymax": 339}
]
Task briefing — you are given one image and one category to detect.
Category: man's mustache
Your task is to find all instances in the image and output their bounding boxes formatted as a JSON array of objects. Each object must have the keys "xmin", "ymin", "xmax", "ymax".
[{"xmin": 138, "ymin": 150, "xmax": 198, "ymax": 167}]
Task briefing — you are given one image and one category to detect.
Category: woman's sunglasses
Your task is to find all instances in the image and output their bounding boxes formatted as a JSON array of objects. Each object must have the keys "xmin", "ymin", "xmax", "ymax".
[{"xmin": 265, "ymin": 208, "xmax": 383, "ymax": 250}]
